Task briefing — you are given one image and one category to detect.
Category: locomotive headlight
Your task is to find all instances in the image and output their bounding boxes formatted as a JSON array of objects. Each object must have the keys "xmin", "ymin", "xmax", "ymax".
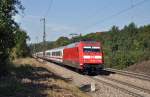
[
  {"xmin": 95, "ymin": 56, "xmax": 102, "ymax": 59},
  {"xmin": 83, "ymin": 56, "xmax": 90, "ymax": 59}
]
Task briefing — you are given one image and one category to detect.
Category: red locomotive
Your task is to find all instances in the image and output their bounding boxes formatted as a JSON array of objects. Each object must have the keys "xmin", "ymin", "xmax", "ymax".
[{"xmin": 36, "ymin": 41, "xmax": 104, "ymax": 74}]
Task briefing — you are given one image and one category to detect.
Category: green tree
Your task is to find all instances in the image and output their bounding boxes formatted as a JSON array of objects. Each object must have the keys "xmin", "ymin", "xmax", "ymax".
[
  {"xmin": 55, "ymin": 37, "xmax": 70, "ymax": 47},
  {"xmin": 11, "ymin": 29, "xmax": 30, "ymax": 59},
  {"xmin": 0, "ymin": 0, "xmax": 24, "ymax": 76}
]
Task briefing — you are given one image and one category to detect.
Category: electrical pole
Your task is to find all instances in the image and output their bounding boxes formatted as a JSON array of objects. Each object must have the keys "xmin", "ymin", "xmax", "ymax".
[
  {"xmin": 41, "ymin": 18, "xmax": 46, "ymax": 57},
  {"xmin": 35, "ymin": 36, "xmax": 39, "ymax": 53}
]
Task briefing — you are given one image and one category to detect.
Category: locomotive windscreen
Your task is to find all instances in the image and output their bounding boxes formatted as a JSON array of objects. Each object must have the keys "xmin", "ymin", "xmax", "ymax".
[{"xmin": 83, "ymin": 46, "xmax": 100, "ymax": 52}]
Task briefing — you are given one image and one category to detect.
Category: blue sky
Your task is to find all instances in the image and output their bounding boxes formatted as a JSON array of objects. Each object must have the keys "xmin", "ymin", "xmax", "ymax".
[{"xmin": 14, "ymin": 0, "xmax": 150, "ymax": 43}]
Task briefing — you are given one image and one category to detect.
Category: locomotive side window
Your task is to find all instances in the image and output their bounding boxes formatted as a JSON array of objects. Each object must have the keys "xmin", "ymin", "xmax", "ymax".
[{"xmin": 83, "ymin": 46, "xmax": 100, "ymax": 52}]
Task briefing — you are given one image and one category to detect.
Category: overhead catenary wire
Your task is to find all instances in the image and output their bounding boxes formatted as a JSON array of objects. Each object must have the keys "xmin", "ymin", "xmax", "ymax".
[
  {"xmin": 44, "ymin": 0, "xmax": 53, "ymax": 18},
  {"xmin": 78, "ymin": 1, "xmax": 113, "ymax": 25},
  {"xmin": 78, "ymin": 0, "xmax": 149, "ymax": 33}
]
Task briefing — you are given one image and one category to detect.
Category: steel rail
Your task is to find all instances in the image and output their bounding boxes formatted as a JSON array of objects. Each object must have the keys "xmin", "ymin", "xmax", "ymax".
[
  {"xmin": 92, "ymin": 77, "xmax": 144, "ymax": 97},
  {"xmin": 100, "ymin": 76, "xmax": 150, "ymax": 94},
  {"xmin": 105, "ymin": 68, "xmax": 150, "ymax": 81}
]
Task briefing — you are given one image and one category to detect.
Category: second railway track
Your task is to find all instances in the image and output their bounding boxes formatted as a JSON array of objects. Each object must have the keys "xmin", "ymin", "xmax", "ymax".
[
  {"xmin": 92, "ymin": 76, "xmax": 150, "ymax": 97},
  {"xmin": 99, "ymin": 75, "xmax": 150, "ymax": 93},
  {"xmin": 90, "ymin": 68, "xmax": 150, "ymax": 97},
  {"xmin": 105, "ymin": 68, "xmax": 150, "ymax": 81}
]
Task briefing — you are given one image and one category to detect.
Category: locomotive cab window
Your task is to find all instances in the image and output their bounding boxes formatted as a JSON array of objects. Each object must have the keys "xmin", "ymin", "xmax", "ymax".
[{"xmin": 83, "ymin": 46, "xmax": 100, "ymax": 52}]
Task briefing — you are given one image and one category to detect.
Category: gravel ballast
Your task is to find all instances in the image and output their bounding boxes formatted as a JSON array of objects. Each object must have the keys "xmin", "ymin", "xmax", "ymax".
[
  {"xmin": 37, "ymin": 59, "xmax": 143, "ymax": 97},
  {"xmin": 105, "ymin": 73, "xmax": 150, "ymax": 92}
]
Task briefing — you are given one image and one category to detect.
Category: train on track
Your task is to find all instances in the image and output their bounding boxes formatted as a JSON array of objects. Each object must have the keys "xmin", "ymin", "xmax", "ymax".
[{"xmin": 34, "ymin": 41, "xmax": 104, "ymax": 74}]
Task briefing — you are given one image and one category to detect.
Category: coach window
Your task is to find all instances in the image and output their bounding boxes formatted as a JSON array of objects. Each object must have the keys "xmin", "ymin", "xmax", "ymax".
[
  {"xmin": 55, "ymin": 52, "xmax": 57, "ymax": 56},
  {"xmin": 60, "ymin": 52, "xmax": 62, "ymax": 56},
  {"xmin": 52, "ymin": 52, "xmax": 55, "ymax": 56},
  {"xmin": 58, "ymin": 52, "xmax": 59, "ymax": 56},
  {"xmin": 59, "ymin": 51, "xmax": 61, "ymax": 56},
  {"xmin": 56, "ymin": 51, "xmax": 60, "ymax": 56},
  {"xmin": 54, "ymin": 52, "xmax": 56, "ymax": 56},
  {"xmin": 56, "ymin": 52, "xmax": 58, "ymax": 56},
  {"xmin": 47, "ymin": 52, "xmax": 50, "ymax": 56}
]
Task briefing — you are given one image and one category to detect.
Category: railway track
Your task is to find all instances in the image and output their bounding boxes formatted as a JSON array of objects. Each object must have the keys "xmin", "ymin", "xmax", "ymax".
[
  {"xmin": 101, "ymin": 76, "xmax": 150, "ymax": 93},
  {"xmin": 90, "ymin": 68, "xmax": 150, "ymax": 97},
  {"xmin": 105, "ymin": 68, "xmax": 150, "ymax": 81},
  {"xmin": 38, "ymin": 58, "xmax": 150, "ymax": 97},
  {"xmin": 92, "ymin": 76, "xmax": 150, "ymax": 97},
  {"xmin": 92, "ymin": 77, "xmax": 142, "ymax": 97}
]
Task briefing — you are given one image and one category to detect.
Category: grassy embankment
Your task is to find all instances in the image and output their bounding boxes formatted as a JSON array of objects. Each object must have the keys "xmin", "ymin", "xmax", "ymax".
[{"xmin": 0, "ymin": 58, "xmax": 90, "ymax": 97}]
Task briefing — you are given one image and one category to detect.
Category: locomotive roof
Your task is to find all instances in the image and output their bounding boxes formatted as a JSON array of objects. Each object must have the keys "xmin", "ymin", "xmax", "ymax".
[
  {"xmin": 65, "ymin": 41, "xmax": 99, "ymax": 48},
  {"xmin": 36, "ymin": 41, "xmax": 100, "ymax": 53}
]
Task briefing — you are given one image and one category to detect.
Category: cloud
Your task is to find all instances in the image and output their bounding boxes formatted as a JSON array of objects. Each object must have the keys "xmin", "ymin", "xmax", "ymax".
[
  {"xmin": 15, "ymin": 14, "xmax": 79, "ymax": 41},
  {"xmin": 46, "ymin": 24, "xmax": 78, "ymax": 37},
  {"xmin": 45, "ymin": 24, "xmax": 77, "ymax": 40},
  {"xmin": 47, "ymin": 24, "xmax": 76, "ymax": 33},
  {"xmin": 25, "ymin": 15, "xmax": 41, "ymax": 19},
  {"xmin": 19, "ymin": 14, "xmax": 77, "ymax": 34}
]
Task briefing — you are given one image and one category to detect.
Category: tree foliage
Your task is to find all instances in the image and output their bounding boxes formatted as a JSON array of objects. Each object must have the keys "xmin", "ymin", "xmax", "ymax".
[
  {"xmin": 0, "ymin": 0, "xmax": 29, "ymax": 76},
  {"xmin": 11, "ymin": 29, "xmax": 30, "ymax": 59},
  {"xmin": 100, "ymin": 23, "xmax": 150, "ymax": 69}
]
